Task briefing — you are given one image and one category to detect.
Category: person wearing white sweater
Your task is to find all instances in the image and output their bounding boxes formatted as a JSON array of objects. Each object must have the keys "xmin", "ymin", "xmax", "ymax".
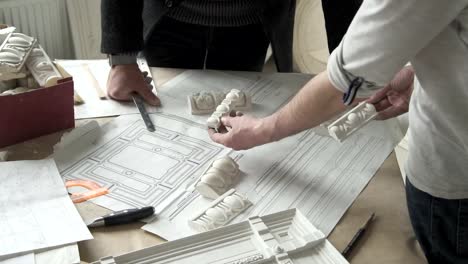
[{"xmin": 209, "ymin": 0, "xmax": 468, "ymax": 262}]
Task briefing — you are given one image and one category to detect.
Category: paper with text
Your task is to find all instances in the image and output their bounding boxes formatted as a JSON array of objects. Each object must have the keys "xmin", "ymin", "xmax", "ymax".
[{"xmin": 0, "ymin": 160, "xmax": 92, "ymax": 257}]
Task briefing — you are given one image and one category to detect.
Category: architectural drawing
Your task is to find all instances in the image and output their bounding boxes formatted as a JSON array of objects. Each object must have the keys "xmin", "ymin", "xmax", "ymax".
[
  {"xmin": 328, "ymin": 102, "xmax": 378, "ymax": 142},
  {"xmin": 93, "ymin": 209, "xmax": 348, "ymax": 264},
  {"xmin": 195, "ymin": 156, "xmax": 240, "ymax": 199},
  {"xmin": 143, "ymin": 120, "xmax": 399, "ymax": 240},
  {"xmin": 56, "ymin": 114, "xmax": 231, "ymax": 212},
  {"xmin": 189, "ymin": 189, "xmax": 251, "ymax": 232}
]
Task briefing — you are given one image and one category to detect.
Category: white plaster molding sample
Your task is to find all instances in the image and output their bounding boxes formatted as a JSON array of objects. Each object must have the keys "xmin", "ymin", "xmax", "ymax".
[
  {"xmin": 189, "ymin": 189, "xmax": 252, "ymax": 232},
  {"xmin": 93, "ymin": 209, "xmax": 348, "ymax": 264},
  {"xmin": 206, "ymin": 89, "xmax": 251, "ymax": 130},
  {"xmin": 25, "ymin": 45, "xmax": 63, "ymax": 87},
  {"xmin": 0, "ymin": 28, "xmax": 36, "ymax": 73},
  {"xmin": 195, "ymin": 156, "xmax": 240, "ymax": 199},
  {"xmin": 188, "ymin": 91, "xmax": 226, "ymax": 115},
  {"xmin": 191, "ymin": 89, "xmax": 251, "ymax": 116},
  {"xmin": 328, "ymin": 102, "xmax": 378, "ymax": 142}
]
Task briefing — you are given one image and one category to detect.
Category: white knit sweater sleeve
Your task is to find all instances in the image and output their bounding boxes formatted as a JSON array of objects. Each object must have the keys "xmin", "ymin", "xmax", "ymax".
[{"xmin": 327, "ymin": 0, "xmax": 468, "ymax": 97}]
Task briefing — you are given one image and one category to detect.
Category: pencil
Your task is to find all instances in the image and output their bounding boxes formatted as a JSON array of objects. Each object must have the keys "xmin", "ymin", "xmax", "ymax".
[{"xmin": 342, "ymin": 212, "xmax": 375, "ymax": 258}]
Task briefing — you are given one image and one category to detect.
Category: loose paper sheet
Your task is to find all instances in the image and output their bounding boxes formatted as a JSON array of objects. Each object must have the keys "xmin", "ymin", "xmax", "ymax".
[
  {"xmin": 0, "ymin": 253, "xmax": 34, "ymax": 264},
  {"xmin": 56, "ymin": 60, "xmax": 160, "ymax": 119},
  {"xmin": 0, "ymin": 159, "xmax": 92, "ymax": 257},
  {"xmin": 54, "ymin": 114, "xmax": 231, "ymax": 213}
]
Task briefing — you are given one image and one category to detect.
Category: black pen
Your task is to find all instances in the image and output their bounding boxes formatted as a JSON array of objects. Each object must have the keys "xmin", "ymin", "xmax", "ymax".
[
  {"xmin": 87, "ymin": 206, "xmax": 155, "ymax": 228},
  {"xmin": 342, "ymin": 212, "xmax": 375, "ymax": 258}
]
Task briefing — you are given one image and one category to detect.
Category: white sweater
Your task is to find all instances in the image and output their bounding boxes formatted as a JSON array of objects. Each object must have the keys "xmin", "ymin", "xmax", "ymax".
[{"xmin": 328, "ymin": 0, "xmax": 468, "ymax": 199}]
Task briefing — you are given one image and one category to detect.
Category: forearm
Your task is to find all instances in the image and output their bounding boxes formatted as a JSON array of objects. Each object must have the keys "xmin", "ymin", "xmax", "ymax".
[{"xmin": 264, "ymin": 71, "xmax": 347, "ymax": 142}]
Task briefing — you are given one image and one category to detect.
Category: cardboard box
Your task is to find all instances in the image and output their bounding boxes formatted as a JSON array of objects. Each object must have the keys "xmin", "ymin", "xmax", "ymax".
[{"xmin": 0, "ymin": 77, "xmax": 75, "ymax": 148}]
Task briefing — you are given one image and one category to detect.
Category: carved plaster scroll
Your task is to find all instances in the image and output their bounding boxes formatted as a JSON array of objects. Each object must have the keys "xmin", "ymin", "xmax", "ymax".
[
  {"xmin": 327, "ymin": 102, "xmax": 378, "ymax": 142},
  {"xmin": 206, "ymin": 89, "xmax": 251, "ymax": 130},
  {"xmin": 188, "ymin": 91, "xmax": 226, "ymax": 115},
  {"xmin": 190, "ymin": 89, "xmax": 251, "ymax": 116},
  {"xmin": 25, "ymin": 45, "xmax": 62, "ymax": 87},
  {"xmin": 195, "ymin": 156, "xmax": 240, "ymax": 199},
  {"xmin": 189, "ymin": 189, "xmax": 252, "ymax": 232},
  {"xmin": 0, "ymin": 28, "xmax": 36, "ymax": 74}
]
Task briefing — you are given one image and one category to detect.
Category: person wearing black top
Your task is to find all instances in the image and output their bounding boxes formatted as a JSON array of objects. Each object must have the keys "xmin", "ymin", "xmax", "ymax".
[{"xmin": 101, "ymin": 0, "xmax": 361, "ymax": 105}]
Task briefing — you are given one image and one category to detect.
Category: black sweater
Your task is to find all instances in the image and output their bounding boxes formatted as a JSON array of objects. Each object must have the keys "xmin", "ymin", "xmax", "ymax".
[{"xmin": 101, "ymin": 0, "xmax": 361, "ymax": 72}]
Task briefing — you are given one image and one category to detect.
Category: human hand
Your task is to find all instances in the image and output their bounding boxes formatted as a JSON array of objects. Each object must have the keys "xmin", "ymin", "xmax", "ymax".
[
  {"xmin": 107, "ymin": 64, "xmax": 161, "ymax": 106},
  {"xmin": 367, "ymin": 66, "xmax": 414, "ymax": 120},
  {"xmin": 208, "ymin": 114, "xmax": 275, "ymax": 150}
]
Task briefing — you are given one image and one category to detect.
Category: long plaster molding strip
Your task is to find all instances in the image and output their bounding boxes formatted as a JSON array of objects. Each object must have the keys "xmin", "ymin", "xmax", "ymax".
[
  {"xmin": 93, "ymin": 209, "xmax": 348, "ymax": 264},
  {"xmin": 0, "ymin": 28, "xmax": 36, "ymax": 74},
  {"xmin": 327, "ymin": 102, "xmax": 378, "ymax": 142},
  {"xmin": 195, "ymin": 156, "xmax": 240, "ymax": 199},
  {"xmin": 25, "ymin": 45, "xmax": 63, "ymax": 87},
  {"xmin": 189, "ymin": 189, "xmax": 252, "ymax": 232}
]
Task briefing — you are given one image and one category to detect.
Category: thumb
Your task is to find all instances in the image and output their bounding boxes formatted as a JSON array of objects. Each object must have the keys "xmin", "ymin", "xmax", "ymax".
[
  {"xmin": 137, "ymin": 87, "xmax": 161, "ymax": 106},
  {"xmin": 221, "ymin": 116, "xmax": 235, "ymax": 127}
]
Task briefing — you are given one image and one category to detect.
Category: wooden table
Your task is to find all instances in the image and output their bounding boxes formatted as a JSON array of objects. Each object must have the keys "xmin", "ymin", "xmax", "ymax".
[{"xmin": 1, "ymin": 68, "xmax": 427, "ymax": 264}]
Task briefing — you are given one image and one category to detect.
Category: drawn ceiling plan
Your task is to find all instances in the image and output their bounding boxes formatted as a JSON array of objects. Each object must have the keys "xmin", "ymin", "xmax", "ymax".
[
  {"xmin": 54, "ymin": 114, "xmax": 231, "ymax": 213},
  {"xmin": 143, "ymin": 120, "xmax": 401, "ymax": 240}
]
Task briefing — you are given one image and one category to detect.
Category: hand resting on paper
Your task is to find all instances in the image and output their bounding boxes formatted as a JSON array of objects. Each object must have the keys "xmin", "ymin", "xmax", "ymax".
[
  {"xmin": 367, "ymin": 66, "xmax": 414, "ymax": 120},
  {"xmin": 107, "ymin": 64, "xmax": 161, "ymax": 106}
]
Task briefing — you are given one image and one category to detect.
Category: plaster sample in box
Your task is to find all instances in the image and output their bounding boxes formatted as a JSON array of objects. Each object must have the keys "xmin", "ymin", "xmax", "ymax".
[
  {"xmin": 0, "ymin": 27, "xmax": 36, "ymax": 75},
  {"xmin": 195, "ymin": 156, "xmax": 240, "ymax": 199},
  {"xmin": 189, "ymin": 189, "xmax": 251, "ymax": 232},
  {"xmin": 328, "ymin": 102, "xmax": 378, "ymax": 142},
  {"xmin": 25, "ymin": 45, "xmax": 62, "ymax": 87},
  {"xmin": 93, "ymin": 209, "xmax": 348, "ymax": 264}
]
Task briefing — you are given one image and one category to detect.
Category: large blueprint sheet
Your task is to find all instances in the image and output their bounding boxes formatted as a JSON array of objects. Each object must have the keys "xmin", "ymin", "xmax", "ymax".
[
  {"xmin": 54, "ymin": 114, "xmax": 231, "ymax": 213},
  {"xmin": 0, "ymin": 160, "xmax": 92, "ymax": 257},
  {"xmin": 142, "ymin": 120, "xmax": 399, "ymax": 240}
]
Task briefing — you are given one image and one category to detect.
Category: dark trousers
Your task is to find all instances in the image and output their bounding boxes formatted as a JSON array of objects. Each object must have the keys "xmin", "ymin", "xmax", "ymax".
[
  {"xmin": 322, "ymin": 0, "xmax": 363, "ymax": 52},
  {"xmin": 406, "ymin": 177, "xmax": 468, "ymax": 263},
  {"xmin": 143, "ymin": 16, "xmax": 270, "ymax": 72}
]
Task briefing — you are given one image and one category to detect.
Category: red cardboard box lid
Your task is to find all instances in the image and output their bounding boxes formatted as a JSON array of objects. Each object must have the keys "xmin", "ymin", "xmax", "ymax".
[{"xmin": 0, "ymin": 79, "xmax": 75, "ymax": 148}]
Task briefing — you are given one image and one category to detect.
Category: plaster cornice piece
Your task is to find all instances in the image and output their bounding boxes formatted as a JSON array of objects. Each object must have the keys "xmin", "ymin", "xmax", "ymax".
[
  {"xmin": 195, "ymin": 156, "xmax": 240, "ymax": 199},
  {"xmin": 0, "ymin": 28, "xmax": 36, "ymax": 74},
  {"xmin": 190, "ymin": 89, "xmax": 251, "ymax": 116},
  {"xmin": 327, "ymin": 102, "xmax": 378, "ymax": 142},
  {"xmin": 92, "ymin": 209, "xmax": 349, "ymax": 264},
  {"xmin": 189, "ymin": 189, "xmax": 252, "ymax": 232},
  {"xmin": 25, "ymin": 45, "xmax": 63, "ymax": 87}
]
